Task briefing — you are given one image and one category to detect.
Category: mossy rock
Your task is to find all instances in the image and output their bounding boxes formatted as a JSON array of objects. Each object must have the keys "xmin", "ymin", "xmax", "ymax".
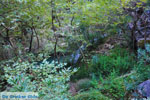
[
  {"xmin": 138, "ymin": 38, "xmax": 150, "ymax": 48},
  {"xmin": 71, "ymin": 90, "xmax": 110, "ymax": 100},
  {"xmin": 76, "ymin": 79, "xmax": 93, "ymax": 91}
]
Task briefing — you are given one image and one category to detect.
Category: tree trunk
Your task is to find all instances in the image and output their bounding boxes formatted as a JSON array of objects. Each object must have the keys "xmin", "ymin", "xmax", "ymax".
[
  {"xmin": 51, "ymin": 0, "xmax": 56, "ymax": 31},
  {"xmin": 33, "ymin": 26, "xmax": 40, "ymax": 49},
  {"xmin": 29, "ymin": 27, "xmax": 34, "ymax": 52}
]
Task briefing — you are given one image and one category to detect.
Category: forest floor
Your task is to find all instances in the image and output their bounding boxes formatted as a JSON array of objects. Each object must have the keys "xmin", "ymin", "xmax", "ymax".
[{"xmin": 69, "ymin": 34, "xmax": 128, "ymax": 96}]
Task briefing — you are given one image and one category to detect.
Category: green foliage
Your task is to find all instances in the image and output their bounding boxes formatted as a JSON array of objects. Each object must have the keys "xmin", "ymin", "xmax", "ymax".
[
  {"xmin": 75, "ymin": 79, "xmax": 93, "ymax": 92},
  {"xmin": 100, "ymin": 72, "xmax": 126, "ymax": 99},
  {"xmin": 90, "ymin": 71, "xmax": 127, "ymax": 99},
  {"xmin": 1, "ymin": 0, "xmax": 149, "ymax": 99},
  {"xmin": 147, "ymin": 0, "xmax": 150, "ymax": 5},
  {"xmin": 138, "ymin": 44, "xmax": 150, "ymax": 63},
  {"xmin": 0, "ymin": 0, "xmax": 135, "ymax": 60},
  {"xmin": 120, "ymin": 44, "xmax": 150, "ymax": 98},
  {"xmin": 89, "ymin": 48, "xmax": 136, "ymax": 77},
  {"xmin": 135, "ymin": 44, "xmax": 150, "ymax": 81},
  {"xmin": 71, "ymin": 89, "xmax": 110, "ymax": 100},
  {"xmin": 136, "ymin": 64, "xmax": 150, "ymax": 81},
  {"xmin": 79, "ymin": 24, "xmax": 105, "ymax": 46},
  {"xmin": 1, "ymin": 54, "xmax": 78, "ymax": 100},
  {"xmin": 72, "ymin": 65, "xmax": 90, "ymax": 80},
  {"xmin": 73, "ymin": 48, "xmax": 136, "ymax": 80},
  {"xmin": 0, "ymin": 63, "xmax": 6, "ymax": 91}
]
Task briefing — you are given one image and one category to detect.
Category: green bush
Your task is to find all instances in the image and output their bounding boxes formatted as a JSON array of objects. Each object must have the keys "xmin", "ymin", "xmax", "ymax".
[
  {"xmin": 89, "ymin": 48, "xmax": 136, "ymax": 77},
  {"xmin": 1, "ymin": 55, "xmax": 78, "ymax": 100},
  {"xmin": 101, "ymin": 73, "xmax": 126, "ymax": 99},
  {"xmin": 73, "ymin": 47, "xmax": 136, "ymax": 80},
  {"xmin": 75, "ymin": 79, "xmax": 93, "ymax": 92},
  {"xmin": 91, "ymin": 71, "xmax": 126, "ymax": 99},
  {"xmin": 72, "ymin": 89, "xmax": 110, "ymax": 100},
  {"xmin": 135, "ymin": 44, "xmax": 150, "ymax": 81},
  {"xmin": 116, "ymin": 44, "xmax": 150, "ymax": 99},
  {"xmin": 79, "ymin": 24, "xmax": 105, "ymax": 45},
  {"xmin": 71, "ymin": 65, "xmax": 91, "ymax": 80}
]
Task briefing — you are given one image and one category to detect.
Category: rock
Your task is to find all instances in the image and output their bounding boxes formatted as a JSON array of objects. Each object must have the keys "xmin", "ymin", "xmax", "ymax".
[
  {"xmin": 128, "ymin": 8, "xmax": 150, "ymax": 50},
  {"xmin": 76, "ymin": 78, "xmax": 92, "ymax": 91},
  {"xmin": 70, "ymin": 49, "xmax": 81, "ymax": 64},
  {"xmin": 0, "ymin": 45, "xmax": 15, "ymax": 60},
  {"xmin": 69, "ymin": 44, "xmax": 86, "ymax": 64},
  {"xmin": 137, "ymin": 80, "xmax": 150, "ymax": 97},
  {"xmin": 137, "ymin": 38, "xmax": 150, "ymax": 48},
  {"xmin": 69, "ymin": 78, "xmax": 92, "ymax": 96}
]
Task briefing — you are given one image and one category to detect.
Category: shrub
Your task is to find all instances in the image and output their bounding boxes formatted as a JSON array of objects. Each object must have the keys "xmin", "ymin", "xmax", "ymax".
[
  {"xmin": 73, "ymin": 47, "xmax": 136, "ymax": 80},
  {"xmin": 72, "ymin": 89, "xmax": 110, "ymax": 100},
  {"xmin": 71, "ymin": 65, "xmax": 90, "ymax": 80},
  {"xmin": 79, "ymin": 24, "xmax": 105, "ymax": 46},
  {"xmin": 91, "ymin": 71, "xmax": 126, "ymax": 99},
  {"xmin": 100, "ymin": 73, "xmax": 126, "ymax": 99},
  {"xmin": 2, "ymin": 56, "xmax": 78, "ymax": 100},
  {"xmin": 135, "ymin": 44, "xmax": 150, "ymax": 81},
  {"xmin": 138, "ymin": 44, "xmax": 150, "ymax": 64},
  {"xmin": 89, "ymin": 48, "xmax": 136, "ymax": 77},
  {"xmin": 75, "ymin": 79, "xmax": 93, "ymax": 92},
  {"xmin": 113, "ymin": 44, "xmax": 150, "ymax": 99}
]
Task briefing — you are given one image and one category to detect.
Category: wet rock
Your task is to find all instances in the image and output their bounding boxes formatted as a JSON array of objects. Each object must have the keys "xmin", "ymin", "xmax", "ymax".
[{"xmin": 69, "ymin": 44, "xmax": 86, "ymax": 64}]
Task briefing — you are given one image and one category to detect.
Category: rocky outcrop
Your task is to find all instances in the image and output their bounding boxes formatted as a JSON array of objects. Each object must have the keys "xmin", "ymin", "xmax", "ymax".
[
  {"xmin": 137, "ymin": 80, "xmax": 150, "ymax": 98},
  {"xmin": 128, "ymin": 7, "xmax": 150, "ymax": 48},
  {"xmin": 132, "ymin": 80, "xmax": 150, "ymax": 99}
]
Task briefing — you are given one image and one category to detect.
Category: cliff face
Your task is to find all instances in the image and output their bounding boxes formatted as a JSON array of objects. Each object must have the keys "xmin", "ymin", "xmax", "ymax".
[
  {"xmin": 136, "ymin": 10, "xmax": 150, "ymax": 40},
  {"xmin": 129, "ymin": 9, "xmax": 150, "ymax": 48}
]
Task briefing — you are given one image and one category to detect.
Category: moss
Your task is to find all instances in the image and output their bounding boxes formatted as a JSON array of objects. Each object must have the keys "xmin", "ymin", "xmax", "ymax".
[
  {"xmin": 71, "ymin": 90, "xmax": 110, "ymax": 100},
  {"xmin": 76, "ymin": 79, "xmax": 93, "ymax": 91},
  {"xmin": 138, "ymin": 39, "xmax": 150, "ymax": 48}
]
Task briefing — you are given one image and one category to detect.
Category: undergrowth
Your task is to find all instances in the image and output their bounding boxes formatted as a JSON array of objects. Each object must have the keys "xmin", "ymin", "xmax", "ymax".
[
  {"xmin": 73, "ymin": 44, "xmax": 150, "ymax": 99},
  {"xmin": 73, "ymin": 47, "xmax": 136, "ymax": 80}
]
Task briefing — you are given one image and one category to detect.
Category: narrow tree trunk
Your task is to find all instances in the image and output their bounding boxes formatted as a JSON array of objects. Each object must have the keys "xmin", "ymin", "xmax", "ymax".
[
  {"xmin": 71, "ymin": 15, "xmax": 74, "ymax": 25},
  {"xmin": 51, "ymin": 0, "xmax": 59, "ymax": 63},
  {"xmin": 33, "ymin": 26, "xmax": 40, "ymax": 49},
  {"xmin": 56, "ymin": 15, "xmax": 61, "ymax": 27},
  {"xmin": 29, "ymin": 27, "xmax": 34, "ymax": 52},
  {"xmin": 51, "ymin": 0, "xmax": 55, "ymax": 31},
  {"xmin": 131, "ymin": 20, "xmax": 138, "ymax": 53},
  {"xmin": 1, "ymin": 24, "xmax": 14, "ymax": 47},
  {"xmin": 54, "ymin": 34, "xmax": 58, "ymax": 63}
]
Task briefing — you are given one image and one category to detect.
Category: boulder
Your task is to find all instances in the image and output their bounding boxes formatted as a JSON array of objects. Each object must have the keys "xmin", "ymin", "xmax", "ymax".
[
  {"xmin": 137, "ymin": 80, "xmax": 150, "ymax": 97},
  {"xmin": 69, "ymin": 44, "xmax": 86, "ymax": 64}
]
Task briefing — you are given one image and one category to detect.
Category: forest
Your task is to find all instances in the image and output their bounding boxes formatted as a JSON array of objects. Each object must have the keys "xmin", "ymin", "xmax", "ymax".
[{"xmin": 0, "ymin": 0, "xmax": 150, "ymax": 100}]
